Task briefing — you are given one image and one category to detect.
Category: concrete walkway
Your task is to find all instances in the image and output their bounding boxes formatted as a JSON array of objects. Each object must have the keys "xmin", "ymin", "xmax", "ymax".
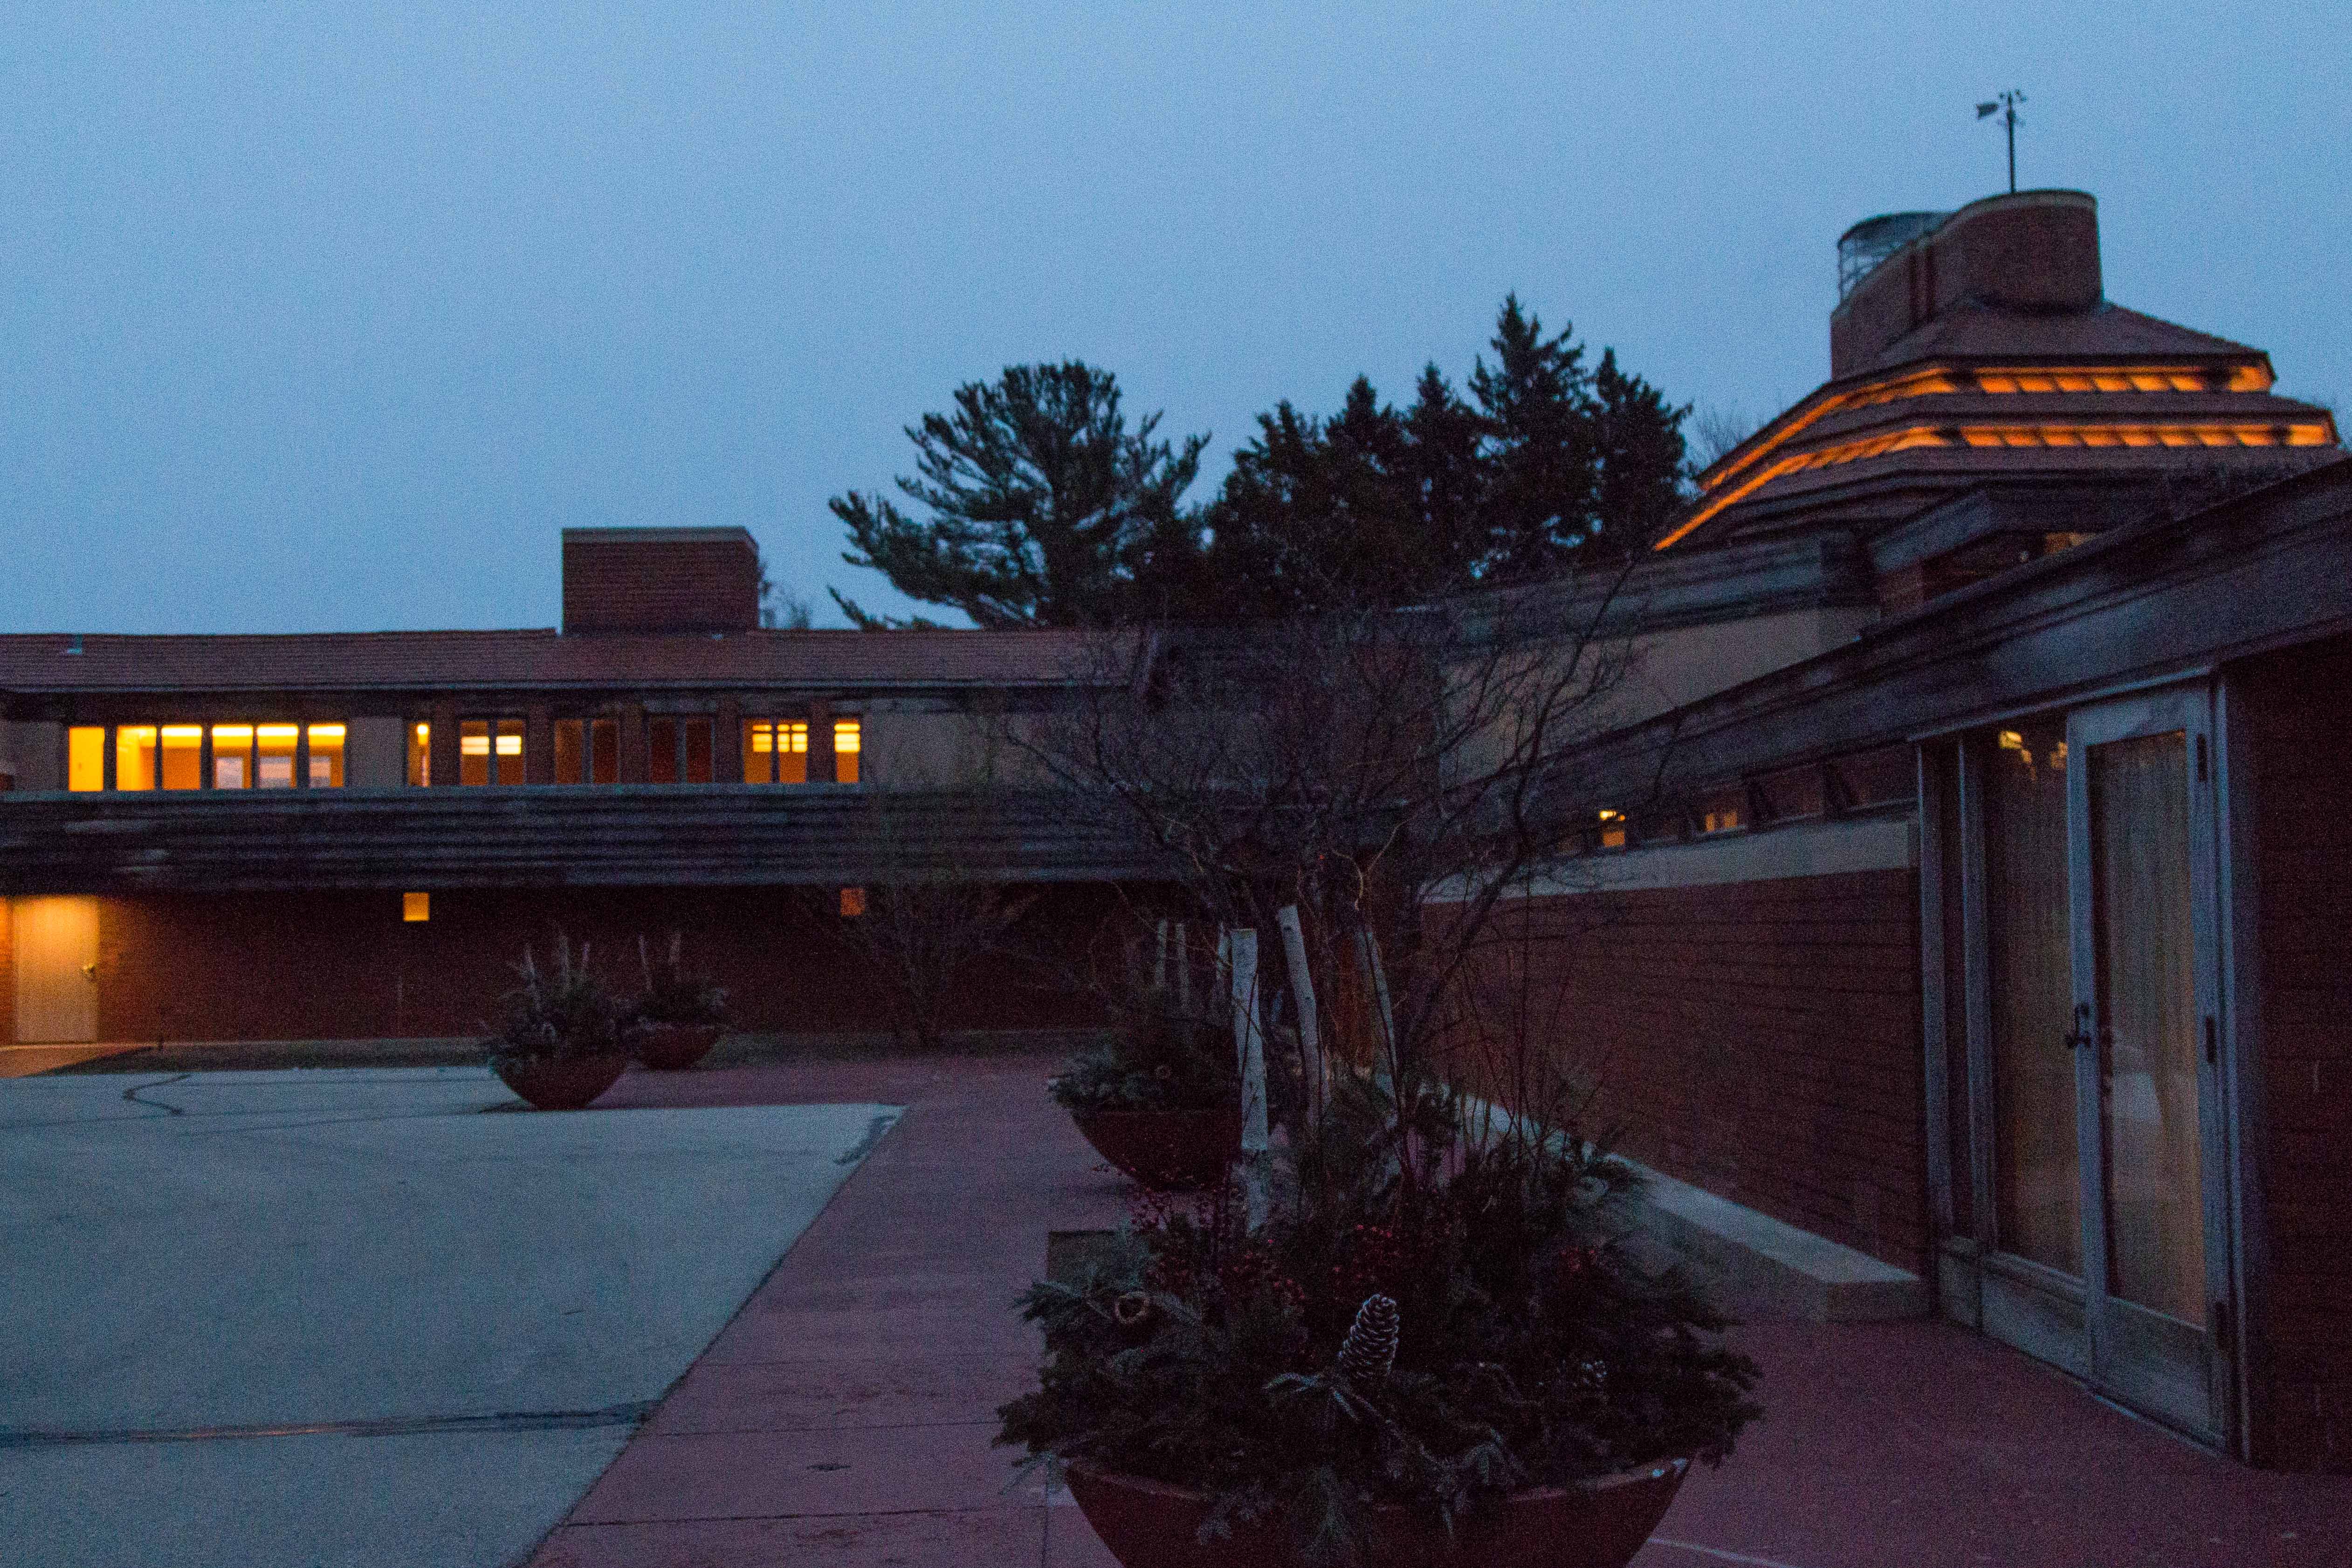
[
  {"xmin": 0, "ymin": 1067, "xmax": 896, "ymax": 1568},
  {"xmin": 530, "ymin": 1049, "xmax": 2352, "ymax": 1568}
]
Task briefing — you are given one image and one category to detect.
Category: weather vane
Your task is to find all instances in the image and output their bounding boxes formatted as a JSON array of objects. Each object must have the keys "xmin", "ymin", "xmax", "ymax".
[{"xmin": 1976, "ymin": 91, "xmax": 2026, "ymax": 193}]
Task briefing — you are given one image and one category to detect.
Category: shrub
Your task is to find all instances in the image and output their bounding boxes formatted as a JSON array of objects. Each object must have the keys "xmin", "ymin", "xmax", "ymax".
[
  {"xmin": 998, "ymin": 1073, "xmax": 1760, "ymax": 1564},
  {"xmin": 490, "ymin": 935, "xmax": 626, "ymax": 1064},
  {"xmin": 631, "ymin": 932, "xmax": 728, "ymax": 1027},
  {"xmin": 1050, "ymin": 990, "xmax": 1240, "ymax": 1114}
]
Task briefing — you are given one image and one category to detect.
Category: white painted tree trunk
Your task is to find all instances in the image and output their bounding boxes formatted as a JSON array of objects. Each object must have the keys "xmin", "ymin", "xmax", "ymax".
[
  {"xmin": 1172, "ymin": 921, "xmax": 1190, "ymax": 1014},
  {"xmin": 1276, "ymin": 904, "xmax": 1324, "ymax": 1105},
  {"xmin": 1353, "ymin": 926, "xmax": 1398, "ymax": 1088},
  {"xmin": 1228, "ymin": 927, "xmax": 1271, "ymax": 1229}
]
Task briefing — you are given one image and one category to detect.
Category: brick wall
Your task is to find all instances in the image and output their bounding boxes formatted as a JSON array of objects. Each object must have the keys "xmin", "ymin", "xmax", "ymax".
[
  {"xmin": 561, "ymin": 529, "xmax": 761, "ymax": 634},
  {"xmin": 2241, "ymin": 636, "xmax": 2352, "ymax": 1472},
  {"xmin": 89, "ymin": 885, "xmax": 1114, "ymax": 1044},
  {"xmin": 1444, "ymin": 867, "xmax": 1928, "ymax": 1276}
]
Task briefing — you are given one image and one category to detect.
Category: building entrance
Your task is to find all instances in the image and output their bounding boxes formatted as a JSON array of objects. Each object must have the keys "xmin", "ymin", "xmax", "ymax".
[
  {"xmin": 1957, "ymin": 687, "xmax": 2235, "ymax": 1446},
  {"xmin": 13, "ymin": 896, "xmax": 100, "ymax": 1044}
]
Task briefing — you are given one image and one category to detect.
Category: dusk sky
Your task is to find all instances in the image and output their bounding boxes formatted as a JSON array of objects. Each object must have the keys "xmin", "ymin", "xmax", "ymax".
[{"xmin": 4, "ymin": 3, "xmax": 2343, "ymax": 633}]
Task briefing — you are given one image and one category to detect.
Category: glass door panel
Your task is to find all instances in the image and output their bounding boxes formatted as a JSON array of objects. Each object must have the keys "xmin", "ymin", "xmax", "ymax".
[
  {"xmin": 2065, "ymin": 692, "xmax": 2228, "ymax": 1442},
  {"xmin": 1983, "ymin": 716, "xmax": 2081, "ymax": 1275},
  {"xmin": 2086, "ymin": 733, "xmax": 2205, "ymax": 1321}
]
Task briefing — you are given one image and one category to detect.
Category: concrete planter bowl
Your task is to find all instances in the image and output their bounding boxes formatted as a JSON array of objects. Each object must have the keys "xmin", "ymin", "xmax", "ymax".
[
  {"xmin": 491, "ymin": 1052, "xmax": 629, "ymax": 1111},
  {"xmin": 1069, "ymin": 1107, "xmax": 1244, "ymax": 1191},
  {"xmin": 633, "ymin": 1022, "xmax": 723, "ymax": 1071},
  {"xmin": 1065, "ymin": 1457, "xmax": 1690, "ymax": 1568}
]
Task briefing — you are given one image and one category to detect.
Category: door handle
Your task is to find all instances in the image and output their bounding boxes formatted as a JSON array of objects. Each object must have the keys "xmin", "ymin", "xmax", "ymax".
[{"xmin": 2064, "ymin": 1002, "xmax": 2093, "ymax": 1052}]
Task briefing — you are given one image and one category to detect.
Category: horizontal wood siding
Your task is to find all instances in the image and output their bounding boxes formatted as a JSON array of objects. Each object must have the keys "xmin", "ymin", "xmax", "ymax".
[
  {"xmin": 1446, "ymin": 867, "xmax": 1927, "ymax": 1276},
  {"xmin": 0, "ymin": 788, "xmax": 1164, "ymax": 894},
  {"xmin": 2242, "ymin": 635, "xmax": 2352, "ymax": 1472}
]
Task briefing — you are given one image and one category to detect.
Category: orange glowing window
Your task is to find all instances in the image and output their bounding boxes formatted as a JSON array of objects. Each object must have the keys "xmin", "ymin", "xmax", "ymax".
[
  {"xmin": 1597, "ymin": 808, "xmax": 1626, "ymax": 851},
  {"xmin": 306, "ymin": 724, "xmax": 345, "ymax": 788},
  {"xmin": 211, "ymin": 724, "xmax": 254, "ymax": 789},
  {"xmin": 839, "ymin": 887, "xmax": 868, "ymax": 918},
  {"xmin": 1671, "ymin": 357, "xmax": 2302, "ymax": 552},
  {"xmin": 256, "ymin": 724, "xmax": 299, "ymax": 789},
  {"xmin": 403, "ymin": 892, "xmax": 430, "ymax": 923},
  {"xmin": 745, "ymin": 720, "xmax": 809, "ymax": 784},
  {"xmin": 161, "ymin": 725, "xmax": 204, "ymax": 790},
  {"xmin": 459, "ymin": 718, "xmax": 524, "ymax": 785},
  {"xmin": 833, "ymin": 719, "xmax": 861, "ymax": 785},
  {"xmin": 116, "ymin": 726, "xmax": 158, "ymax": 791},
  {"xmin": 68, "ymin": 727, "xmax": 104, "ymax": 791},
  {"xmin": 407, "ymin": 722, "xmax": 431, "ymax": 787}
]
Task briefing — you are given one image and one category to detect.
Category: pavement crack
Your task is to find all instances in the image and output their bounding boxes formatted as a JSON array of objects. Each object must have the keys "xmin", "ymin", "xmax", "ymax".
[
  {"xmin": 835, "ymin": 1110, "xmax": 900, "ymax": 1166},
  {"xmin": 0, "ymin": 1401, "xmax": 658, "ymax": 1450},
  {"xmin": 120, "ymin": 1073, "xmax": 191, "ymax": 1116}
]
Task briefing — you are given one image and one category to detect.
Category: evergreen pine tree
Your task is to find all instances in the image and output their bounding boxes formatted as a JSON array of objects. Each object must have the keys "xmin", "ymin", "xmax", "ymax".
[{"xmin": 829, "ymin": 362, "xmax": 1209, "ymax": 628}]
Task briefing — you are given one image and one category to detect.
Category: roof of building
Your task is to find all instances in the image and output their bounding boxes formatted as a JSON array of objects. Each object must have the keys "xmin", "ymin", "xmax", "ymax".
[
  {"xmin": 1658, "ymin": 192, "xmax": 2341, "ymax": 553},
  {"xmin": 0, "ymin": 627, "xmax": 1116, "ymax": 695}
]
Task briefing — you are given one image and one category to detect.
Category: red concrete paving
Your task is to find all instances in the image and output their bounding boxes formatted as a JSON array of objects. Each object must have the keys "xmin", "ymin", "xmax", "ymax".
[
  {"xmin": 527, "ymin": 1049, "xmax": 1125, "ymax": 1568},
  {"xmin": 527, "ymin": 1051, "xmax": 2352, "ymax": 1568}
]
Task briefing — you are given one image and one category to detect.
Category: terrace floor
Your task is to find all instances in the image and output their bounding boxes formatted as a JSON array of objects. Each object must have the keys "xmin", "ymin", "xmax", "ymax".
[
  {"xmin": 9, "ymin": 1041, "xmax": 2344, "ymax": 1566},
  {"xmin": 526, "ymin": 1047, "xmax": 2352, "ymax": 1568}
]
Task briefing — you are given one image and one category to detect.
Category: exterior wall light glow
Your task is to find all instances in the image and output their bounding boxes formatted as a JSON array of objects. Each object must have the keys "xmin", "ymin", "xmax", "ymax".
[{"xmin": 1663, "ymin": 356, "xmax": 2311, "ymax": 552}]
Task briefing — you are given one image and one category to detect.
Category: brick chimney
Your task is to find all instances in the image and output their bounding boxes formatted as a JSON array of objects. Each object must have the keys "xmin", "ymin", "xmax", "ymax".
[
  {"xmin": 1830, "ymin": 190, "xmax": 2103, "ymax": 378},
  {"xmin": 561, "ymin": 527, "xmax": 762, "ymax": 634}
]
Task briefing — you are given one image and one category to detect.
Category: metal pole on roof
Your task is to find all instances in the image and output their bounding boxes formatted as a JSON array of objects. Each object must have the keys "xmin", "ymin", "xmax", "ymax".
[{"xmin": 1976, "ymin": 91, "xmax": 2025, "ymax": 193}]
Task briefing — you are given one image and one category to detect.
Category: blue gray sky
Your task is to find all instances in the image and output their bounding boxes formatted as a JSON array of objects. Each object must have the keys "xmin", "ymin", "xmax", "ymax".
[{"xmin": 4, "ymin": 3, "xmax": 2344, "ymax": 633}]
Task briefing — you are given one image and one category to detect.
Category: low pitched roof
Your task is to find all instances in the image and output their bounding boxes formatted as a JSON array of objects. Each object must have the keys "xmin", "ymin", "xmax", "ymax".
[{"xmin": 0, "ymin": 627, "xmax": 1115, "ymax": 695}]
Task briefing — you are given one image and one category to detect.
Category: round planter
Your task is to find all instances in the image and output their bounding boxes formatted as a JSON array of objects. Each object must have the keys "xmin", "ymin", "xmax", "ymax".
[
  {"xmin": 1070, "ymin": 1107, "xmax": 1245, "ymax": 1191},
  {"xmin": 1065, "ymin": 1457, "xmax": 1689, "ymax": 1568},
  {"xmin": 634, "ymin": 1022, "xmax": 723, "ymax": 1071},
  {"xmin": 492, "ymin": 1052, "xmax": 629, "ymax": 1111}
]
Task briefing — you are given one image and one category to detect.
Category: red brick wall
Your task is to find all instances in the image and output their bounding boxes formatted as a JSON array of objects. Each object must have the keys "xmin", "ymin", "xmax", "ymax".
[
  {"xmin": 1444, "ymin": 867, "xmax": 1928, "ymax": 1276},
  {"xmin": 561, "ymin": 530, "xmax": 761, "ymax": 634},
  {"xmin": 89, "ymin": 885, "xmax": 1113, "ymax": 1044},
  {"xmin": 2240, "ymin": 637, "xmax": 2352, "ymax": 1472}
]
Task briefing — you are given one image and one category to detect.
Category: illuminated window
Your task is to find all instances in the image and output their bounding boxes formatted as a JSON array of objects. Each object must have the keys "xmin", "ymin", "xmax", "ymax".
[
  {"xmin": 212, "ymin": 724, "xmax": 254, "ymax": 789},
  {"xmin": 68, "ymin": 727, "xmax": 104, "ymax": 791},
  {"xmin": 1597, "ymin": 808, "xmax": 1626, "ymax": 851},
  {"xmin": 840, "ymin": 887, "xmax": 868, "ymax": 918},
  {"xmin": 459, "ymin": 718, "xmax": 524, "ymax": 785},
  {"xmin": 116, "ymin": 726, "xmax": 158, "ymax": 791},
  {"xmin": 256, "ymin": 724, "xmax": 299, "ymax": 789},
  {"xmin": 403, "ymin": 892, "xmax": 430, "ymax": 923},
  {"xmin": 1698, "ymin": 789, "xmax": 1745, "ymax": 835},
  {"xmin": 407, "ymin": 722, "xmax": 431, "ymax": 787},
  {"xmin": 744, "ymin": 720, "xmax": 809, "ymax": 784},
  {"xmin": 553, "ymin": 718, "xmax": 619, "ymax": 784},
  {"xmin": 307, "ymin": 724, "xmax": 345, "ymax": 788},
  {"xmin": 162, "ymin": 725, "xmax": 203, "ymax": 790},
  {"xmin": 834, "ymin": 718, "xmax": 861, "ymax": 785}
]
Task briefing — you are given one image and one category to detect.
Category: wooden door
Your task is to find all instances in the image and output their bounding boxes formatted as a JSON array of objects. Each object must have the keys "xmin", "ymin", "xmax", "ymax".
[{"xmin": 14, "ymin": 896, "xmax": 100, "ymax": 1044}]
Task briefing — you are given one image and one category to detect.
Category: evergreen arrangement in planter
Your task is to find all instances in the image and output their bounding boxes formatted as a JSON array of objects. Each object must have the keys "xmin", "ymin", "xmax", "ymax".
[
  {"xmin": 1000, "ymin": 1072, "xmax": 1761, "ymax": 1567},
  {"xmin": 487, "ymin": 936, "xmax": 630, "ymax": 1110},
  {"xmin": 1052, "ymin": 996, "xmax": 1244, "ymax": 1190},
  {"xmin": 629, "ymin": 932, "xmax": 729, "ymax": 1070}
]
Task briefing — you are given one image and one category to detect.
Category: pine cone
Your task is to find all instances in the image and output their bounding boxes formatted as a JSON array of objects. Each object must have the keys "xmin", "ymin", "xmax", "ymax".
[{"xmin": 1338, "ymin": 1293, "xmax": 1399, "ymax": 1384}]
